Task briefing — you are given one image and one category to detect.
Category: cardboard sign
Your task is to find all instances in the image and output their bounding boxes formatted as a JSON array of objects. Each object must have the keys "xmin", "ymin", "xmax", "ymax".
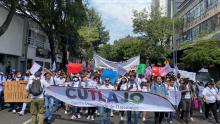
[
  {"xmin": 4, "ymin": 81, "xmax": 31, "ymax": 102},
  {"xmin": 67, "ymin": 63, "xmax": 82, "ymax": 74}
]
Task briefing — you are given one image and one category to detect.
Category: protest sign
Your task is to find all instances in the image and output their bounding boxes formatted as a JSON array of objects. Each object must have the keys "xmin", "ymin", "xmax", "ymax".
[
  {"xmin": 30, "ymin": 62, "xmax": 41, "ymax": 75},
  {"xmin": 4, "ymin": 81, "xmax": 31, "ymax": 102},
  {"xmin": 179, "ymin": 70, "xmax": 196, "ymax": 81},
  {"xmin": 137, "ymin": 64, "xmax": 146, "ymax": 74},
  {"xmin": 67, "ymin": 63, "xmax": 82, "ymax": 74},
  {"xmin": 45, "ymin": 87, "xmax": 175, "ymax": 112},
  {"xmin": 101, "ymin": 69, "xmax": 118, "ymax": 85}
]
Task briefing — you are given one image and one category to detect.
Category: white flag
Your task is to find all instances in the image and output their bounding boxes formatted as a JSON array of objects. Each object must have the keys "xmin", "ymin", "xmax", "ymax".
[
  {"xmin": 30, "ymin": 62, "xmax": 41, "ymax": 75},
  {"xmin": 52, "ymin": 61, "xmax": 56, "ymax": 71}
]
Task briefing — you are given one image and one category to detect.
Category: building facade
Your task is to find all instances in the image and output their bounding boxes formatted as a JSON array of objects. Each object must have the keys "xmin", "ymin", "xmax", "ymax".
[
  {"xmin": 0, "ymin": 5, "xmax": 62, "ymax": 73},
  {"xmin": 175, "ymin": 0, "xmax": 220, "ymax": 44}
]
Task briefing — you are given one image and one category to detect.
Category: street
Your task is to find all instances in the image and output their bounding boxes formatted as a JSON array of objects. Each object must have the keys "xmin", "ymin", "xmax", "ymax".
[{"xmin": 0, "ymin": 107, "xmax": 217, "ymax": 124}]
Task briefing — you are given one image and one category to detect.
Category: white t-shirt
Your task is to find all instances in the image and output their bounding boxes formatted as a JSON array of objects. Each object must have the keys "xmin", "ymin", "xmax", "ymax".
[
  {"xmin": 202, "ymin": 87, "xmax": 217, "ymax": 103},
  {"xmin": 120, "ymin": 83, "xmax": 128, "ymax": 90},
  {"xmin": 185, "ymin": 84, "xmax": 191, "ymax": 99},
  {"xmin": 87, "ymin": 80, "xmax": 97, "ymax": 88},
  {"xmin": 99, "ymin": 84, "xmax": 114, "ymax": 90},
  {"xmin": 127, "ymin": 81, "xmax": 141, "ymax": 91},
  {"xmin": 26, "ymin": 78, "xmax": 49, "ymax": 99},
  {"xmin": 55, "ymin": 77, "xmax": 65, "ymax": 86},
  {"xmin": 142, "ymin": 86, "xmax": 151, "ymax": 92}
]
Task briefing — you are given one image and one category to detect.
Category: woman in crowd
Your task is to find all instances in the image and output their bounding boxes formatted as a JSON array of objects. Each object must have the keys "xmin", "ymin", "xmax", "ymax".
[
  {"xmin": 203, "ymin": 81, "xmax": 219, "ymax": 124},
  {"xmin": 86, "ymin": 74, "xmax": 98, "ymax": 121},
  {"xmin": 70, "ymin": 75, "xmax": 82, "ymax": 119},
  {"xmin": 117, "ymin": 76, "xmax": 128, "ymax": 121},
  {"xmin": 141, "ymin": 78, "xmax": 151, "ymax": 121}
]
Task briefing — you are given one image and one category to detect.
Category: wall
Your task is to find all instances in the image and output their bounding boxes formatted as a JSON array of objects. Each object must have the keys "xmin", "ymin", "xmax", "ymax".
[{"xmin": 0, "ymin": 7, "xmax": 24, "ymax": 56}]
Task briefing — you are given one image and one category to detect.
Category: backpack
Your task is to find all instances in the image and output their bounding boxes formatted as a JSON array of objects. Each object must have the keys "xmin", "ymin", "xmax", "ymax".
[{"xmin": 29, "ymin": 79, "xmax": 43, "ymax": 96}]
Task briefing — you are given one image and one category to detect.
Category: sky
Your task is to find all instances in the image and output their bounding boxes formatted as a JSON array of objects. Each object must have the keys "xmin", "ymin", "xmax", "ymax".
[{"xmin": 89, "ymin": 0, "xmax": 152, "ymax": 43}]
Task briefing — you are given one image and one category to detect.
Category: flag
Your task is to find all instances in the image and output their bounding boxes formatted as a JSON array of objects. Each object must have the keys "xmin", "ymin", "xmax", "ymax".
[
  {"xmin": 160, "ymin": 64, "xmax": 172, "ymax": 77},
  {"xmin": 145, "ymin": 66, "xmax": 152, "ymax": 78},
  {"xmin": 30, "ymin": 62, "xmax": 41, "ymax": 75},
  {"xmin": 152, "ymin": 66, "xmax": 163, "ymax": 76},
  {"xmin": 101, "ymin": 69, "xmax": 118, "ymax": 85},
  {"xmin": 117, "ymin": 65, "xmax": 127, "ymax": 76},
  {"xmin": 52, "ymin": 61, "xmax": 56, "ymax": 71},
  {"xmin": 67, "ymin": 63, "xmax": 82, "ymax": 74},
  {"xmin": 137, "ymin": 64, "xmax": 146, "ymax": 74},
  {"xmin": 173, "ymin": 65, "xmax": 179, "ymax": 74}
]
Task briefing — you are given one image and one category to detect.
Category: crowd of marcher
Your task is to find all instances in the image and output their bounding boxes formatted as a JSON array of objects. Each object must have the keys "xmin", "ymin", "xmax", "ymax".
[{"xmin": 0, "ymin": 68, "xmax": 220, "ymax": 124}]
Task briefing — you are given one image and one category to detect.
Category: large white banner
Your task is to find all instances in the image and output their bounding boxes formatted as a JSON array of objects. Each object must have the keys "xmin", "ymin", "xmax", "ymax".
[
  {"xmin": 94, "ymin": 54, "xmax": 140, "ymax": 70},
  {"xmin": 45, "ymin": 86, "xmax": 175, "ymax": 112}
]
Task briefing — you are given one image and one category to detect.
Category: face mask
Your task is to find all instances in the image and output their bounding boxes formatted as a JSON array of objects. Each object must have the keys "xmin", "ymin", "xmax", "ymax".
[{"xmin": 73, "ymin": 78, "xmax": 79, "ymax": 82}]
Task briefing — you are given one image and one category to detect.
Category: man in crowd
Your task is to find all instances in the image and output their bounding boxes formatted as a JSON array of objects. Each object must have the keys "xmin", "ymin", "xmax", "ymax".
[
  {"xmin": 99, "ymin": 77, "xmax": 114, "ymax": 124},
  {"xmin": 179, "ymin": 77, "xmax": 196, "ymax": 123},
  {"xmin": 26, "ymin": 72, "xmax": 50, "ymax": 124},
  {"xmin": 151, "ymin": 76, "xmax": 168, "ymax": 124}
]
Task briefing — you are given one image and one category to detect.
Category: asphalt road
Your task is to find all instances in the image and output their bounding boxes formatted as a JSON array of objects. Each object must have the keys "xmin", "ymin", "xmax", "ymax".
[{"xmin": 0, "ymin": 107, "xmax": 217, "ymax": 124}]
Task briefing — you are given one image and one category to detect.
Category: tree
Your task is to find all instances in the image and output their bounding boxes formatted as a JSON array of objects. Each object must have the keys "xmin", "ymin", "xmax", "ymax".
[
  {"xmin": 16, "ymin": 0, "xmax": 87, "ymax": 63},
  {"xmin": 181, "ymin": 39, "xmax": 220, "ymax": 69},
  {"xmin": 78, "ymin": 8, "xmax": 109, "ymax": 62},
  {"xmin": 98, "ymin": 36, "xmax": 142, "ymax": 62},
  {"xmin": 132, "ymin": 6, "xmax": 178, "ymax": 63},
  {"xmin": 0, "ymin": 0, "xmax": 17, "ymax": 36}
]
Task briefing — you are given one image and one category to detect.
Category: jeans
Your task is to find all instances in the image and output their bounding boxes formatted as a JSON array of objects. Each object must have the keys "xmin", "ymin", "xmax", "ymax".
[
  {"xmin": 99, "ymin": 107, "xmax": 111, "ymax": 124},
  {"xmin": 0, "ymin": 91, "xmax": 3, "ymax": 109},
  {"xmin": 20, "ymin": 103, "xmax": 27, "ymax": 113},
  {"xmin": 127, "ymin": 111, "xmax": 139, "ymax": 124},
  {"xmin": 168, "ymin": 112, "xmax": 173, "ymax": 122},
  {"xmin": 181, "ymin": 99, "xmax": 191, "ymax": 122},
  {"xmin": 45, "ymin": 95, "xmax": 55, "ymax": 120}
]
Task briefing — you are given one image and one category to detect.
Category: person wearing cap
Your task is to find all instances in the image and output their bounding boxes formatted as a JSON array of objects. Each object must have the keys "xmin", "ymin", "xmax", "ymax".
[
  {"xmin": 26, "ymin": 72, "xmax": 50, "ymax": 124},
  {"xmin": 0, "ymin": 72, "xmax": 5, "ymax": 110},
  {"xmin": 179, "ymin": 77, "xmax": 196, "ymax": 123},
  {"xmin": 70, "ymin": 75, "xmax": 82, "ymax": 120},
  {"xmin": 203, "ymin": 81, "xmax": 219, "ymax": 124},
  {"xmin": 141, "ymin": 78, "xmax": 151, "ymax": 121},
  {"xmin": 127, "ymin": 72, "xmax": 141, "ymax": 124},
  {"xmin": 151, "ymin": 76, "xmax": 168, "ymax": 124}
]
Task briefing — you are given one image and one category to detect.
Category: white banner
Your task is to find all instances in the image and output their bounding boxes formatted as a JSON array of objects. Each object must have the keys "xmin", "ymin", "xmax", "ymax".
[
  {"xmin": 45, "ymin": 87, "xmax": 175, "ymax": 112},
  {"xmin": 168, "ymin": 90, "xmax": 181, "ymax": 106},
  {"xmin": 94, "ymin": 54, "xmax": 140, "ymax": 70},
  {"xmin": 178, "ymin": 70, "xmax": 196, "ymax": 81}
]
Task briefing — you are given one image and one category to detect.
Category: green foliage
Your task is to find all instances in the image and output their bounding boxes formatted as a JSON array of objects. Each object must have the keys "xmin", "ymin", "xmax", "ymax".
[
  {"xmin": 181, "ymin": 39, "xmax": 220, "ymax": 69},
  {"xmin": 78, "ymin": 8, "xmax": 109, "ymax": 61},
  {"xmin": 131, "ymin": 6, "xmax": 178, "ymax": 63},
  {"xmin": 98, "ymin": 36, "xmax": 142, "ymax": 62},
  {"xmin": 78, "ymin": 26, "xmax": 99, "ymax": 43}
]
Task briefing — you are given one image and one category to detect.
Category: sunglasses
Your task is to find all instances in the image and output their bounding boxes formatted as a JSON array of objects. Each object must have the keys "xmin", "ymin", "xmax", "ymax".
[{"xmin": 105, "ymin": 80, "xmax": 110, "ymax": 82}]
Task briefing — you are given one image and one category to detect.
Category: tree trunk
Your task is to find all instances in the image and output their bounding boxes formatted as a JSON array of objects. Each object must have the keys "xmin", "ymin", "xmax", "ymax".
[
  {"xmin": 0, "ymin": 0, "xmax": 16, "ymax": 37},
  {"xmin": 61, "ymin": 36, "xmax": 68, "ymax": 70},
  {"xmin": 48, "ymin": 33, "xmax": 56, "ymax": 64}
]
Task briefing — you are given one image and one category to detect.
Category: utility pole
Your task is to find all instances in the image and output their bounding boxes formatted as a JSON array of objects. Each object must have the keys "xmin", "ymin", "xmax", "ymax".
[{"xmin": 171, "ymin": 0, "xmax": 177, "ymax": 66}]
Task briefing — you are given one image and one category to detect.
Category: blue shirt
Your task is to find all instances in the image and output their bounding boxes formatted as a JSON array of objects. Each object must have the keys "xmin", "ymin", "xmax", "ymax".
[{"xmin": 151, "ymin": 82, "xmax": 168, "ymax": 97}]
